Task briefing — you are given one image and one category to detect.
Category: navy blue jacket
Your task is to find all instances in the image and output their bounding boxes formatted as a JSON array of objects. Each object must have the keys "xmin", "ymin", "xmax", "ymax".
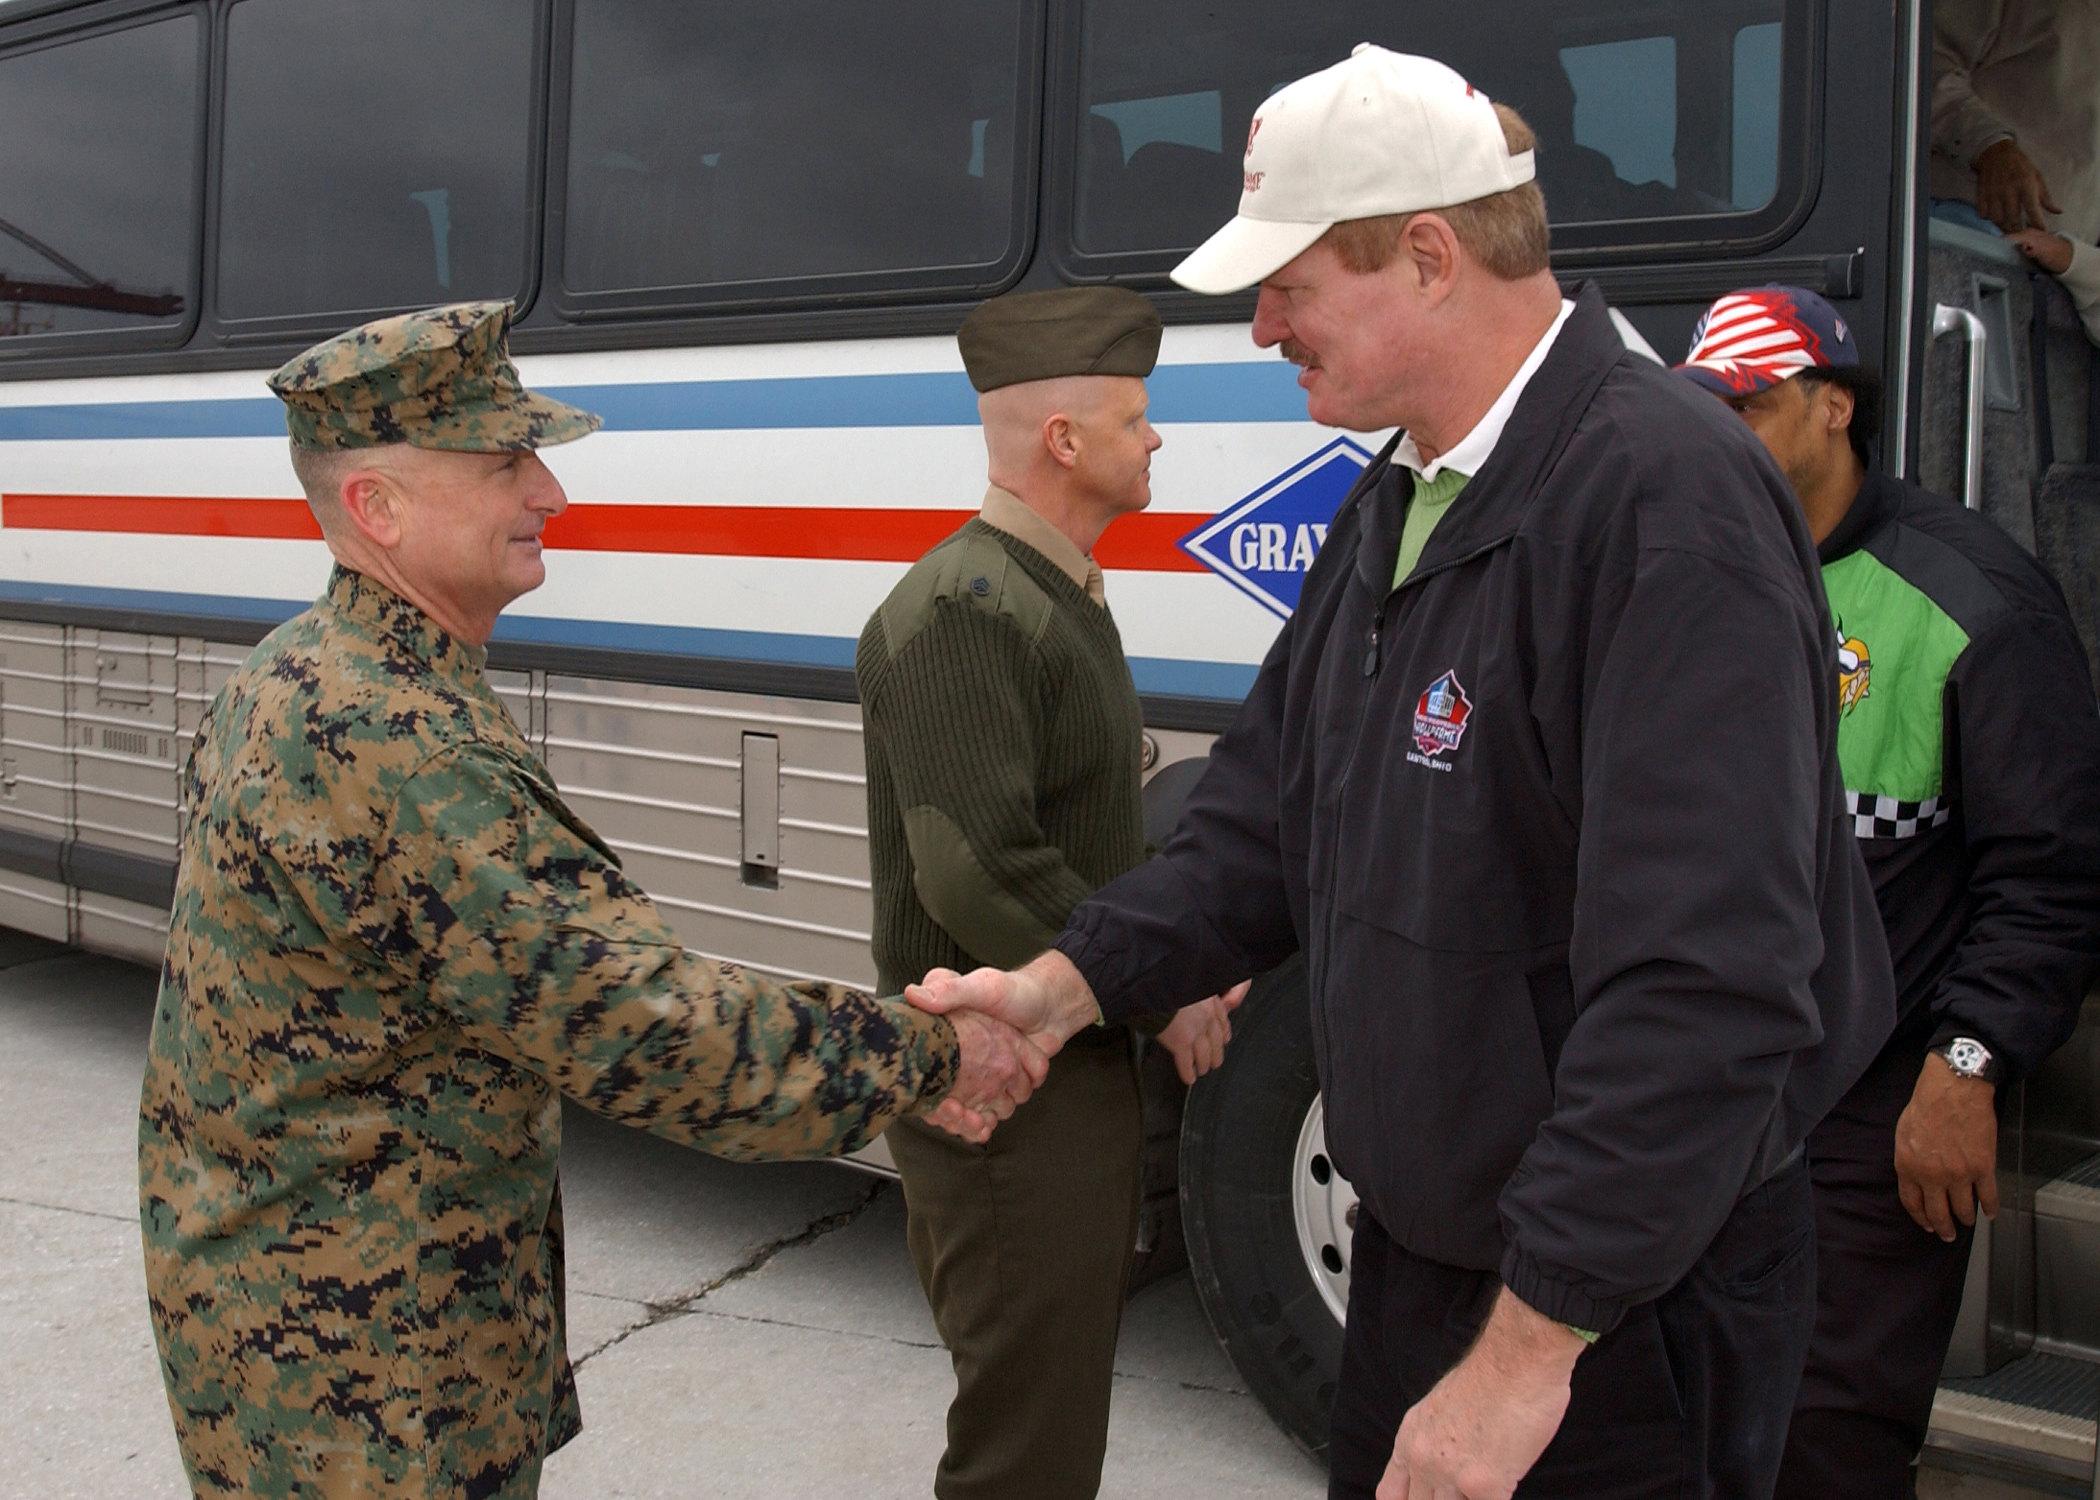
[{"xmin": 1057, "ymin": 287, "xmax": 1895, "ymax": 1334}]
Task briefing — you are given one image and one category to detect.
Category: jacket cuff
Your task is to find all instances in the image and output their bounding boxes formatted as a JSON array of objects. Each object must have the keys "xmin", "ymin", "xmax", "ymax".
[
  {"xmin": 901, "ymin": 1006, "xmax": 964, "ymax": 1111},
  {"xmin": 2059, "ymin": 236, "xmax": 2100, "ymax": 307},
  {"xmin": 1937, "ymin": 108, "xmax": 2012, "ymax": 170},
  {"xmin": 1960, "ymin": 125, "xmax": 2015, "ymax": 168},
  {"xmin": 1499, "ymin": 1242, "xmax": 1631, "ymax": 1339},
  {"xmin": 1055, "ymin": 918, "xmax": 1134, "ymax": 1026},
  {"xmin": 1926, "ymin": 1016, "xmax": 2012, "ymax": 1082}
]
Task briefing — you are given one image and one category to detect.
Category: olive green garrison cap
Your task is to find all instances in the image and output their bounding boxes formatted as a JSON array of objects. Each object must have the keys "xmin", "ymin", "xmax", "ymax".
[
  {"xmin": 268, "ymin": 300, "xmax": 602, "ymax": 452},
  {"xmin": 957, "ymin": 286, "xmax": 1162, "ymax": 393}
]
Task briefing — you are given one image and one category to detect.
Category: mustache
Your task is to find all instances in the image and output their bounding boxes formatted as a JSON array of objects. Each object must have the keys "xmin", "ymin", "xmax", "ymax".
[{"xmin": 1281, "ymin": 339, "xmax": 1320, "ymax": 369}]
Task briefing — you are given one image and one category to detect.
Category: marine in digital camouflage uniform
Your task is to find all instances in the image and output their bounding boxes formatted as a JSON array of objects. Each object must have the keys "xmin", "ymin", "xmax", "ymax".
[{"xmin": 138, "ymin": 301, "xmax": 1014, "ymax": 1499}]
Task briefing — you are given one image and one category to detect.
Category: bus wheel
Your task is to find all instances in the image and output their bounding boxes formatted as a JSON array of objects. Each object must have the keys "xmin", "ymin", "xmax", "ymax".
[{"xmin": 1179, "ymin": 954, "xmax": 1352, "ymax": 1461}]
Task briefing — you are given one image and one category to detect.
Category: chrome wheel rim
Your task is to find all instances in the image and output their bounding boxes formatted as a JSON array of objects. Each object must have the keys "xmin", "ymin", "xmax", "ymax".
[{"xmin": 1290, "ymin": 1095, "xmax": 1357, "ymax": 1327}]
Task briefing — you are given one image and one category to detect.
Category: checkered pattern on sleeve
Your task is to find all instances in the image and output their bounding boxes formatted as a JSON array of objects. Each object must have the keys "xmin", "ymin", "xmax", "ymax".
[{"xmin": 1847, "ymin": 790, "xmax": 1953, "ymax": 839}]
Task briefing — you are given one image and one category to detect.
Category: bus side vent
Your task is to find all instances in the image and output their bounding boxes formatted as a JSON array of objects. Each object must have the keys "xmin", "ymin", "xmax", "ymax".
[
  {"xmin": 101, "ymin": 728, "xmax": 151, "ymax": 758},
  {"xmin": 740, "ymin": 732, "xmax": 781, "ymax": 890}
]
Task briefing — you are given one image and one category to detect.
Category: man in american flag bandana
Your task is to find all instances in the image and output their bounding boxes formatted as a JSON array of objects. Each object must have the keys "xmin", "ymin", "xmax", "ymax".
[{"xmin": 1682, "ymin": 284, "xmax": 2100, "ymax": 1498}]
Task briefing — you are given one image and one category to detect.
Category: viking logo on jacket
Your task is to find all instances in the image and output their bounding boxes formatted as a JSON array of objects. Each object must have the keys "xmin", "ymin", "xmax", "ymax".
[
  {"xmin": 1408, "ymin": 671, "xmax": 1473, "ymax": 771},
  {"xmin": 1838, "ymin": 633, "xmax": 1871, "ymax": 714}
]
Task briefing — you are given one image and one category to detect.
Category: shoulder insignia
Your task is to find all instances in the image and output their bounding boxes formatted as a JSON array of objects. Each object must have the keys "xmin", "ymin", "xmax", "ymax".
[{"xmin": 878, "ymin": 530, "xmax": 1053, "ymax": 658}]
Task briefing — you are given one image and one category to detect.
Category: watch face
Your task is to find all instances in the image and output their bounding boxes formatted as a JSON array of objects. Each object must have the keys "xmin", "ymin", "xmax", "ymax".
[{"xmin": 1947, "ymin": 1038, "xmax": 1990, "ymax": 1077}]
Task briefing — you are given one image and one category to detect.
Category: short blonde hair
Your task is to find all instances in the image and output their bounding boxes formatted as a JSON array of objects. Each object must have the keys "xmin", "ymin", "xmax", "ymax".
[
  {"xmin": 1320, "ymin": 104, "xmax": 1551, "ymax": 281},
  {"xmin": 288, "ymin": 443, "xmax": 361, "ymax": 508}
]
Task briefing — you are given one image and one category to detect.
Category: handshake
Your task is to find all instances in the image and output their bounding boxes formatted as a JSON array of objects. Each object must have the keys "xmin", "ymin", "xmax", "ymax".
[{"xmin": 907, "ymin": 949, "xmax": 1250, "ymax": 1142}]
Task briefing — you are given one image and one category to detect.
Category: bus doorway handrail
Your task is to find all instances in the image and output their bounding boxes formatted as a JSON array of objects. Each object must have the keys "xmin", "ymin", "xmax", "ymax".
[{"xmin": 1932, "ymin": 303, "xmax": 1988, "ymax": 511}]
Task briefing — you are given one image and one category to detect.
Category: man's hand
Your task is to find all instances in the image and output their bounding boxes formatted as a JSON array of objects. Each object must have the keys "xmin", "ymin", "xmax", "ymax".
[
  {"xmin": 907, "ymin": 948, "xmax": 1102, "ymax": 1058},
  {"xmin": 1895, "ymin": 1051, "xmax": 1999, "ymax": 1242},
  {"xmin": 1380, "ymin": 1288, "xmax": 1584, "ymax": 1500},
  {"xmin": 1157, "ymin": 980, "xmax": 1251, "ymax": 1085},
  {"xmin": 1973, "ymin": 138, "xmax": 2061, "ymax": 233},
  {"xmin": 918, "ymin": 1008, "xmax": 1049, "ymax": 1144},
  {"xmin": 2009, "ymin": 227, "xmax": 2075, "ymax": 276}
]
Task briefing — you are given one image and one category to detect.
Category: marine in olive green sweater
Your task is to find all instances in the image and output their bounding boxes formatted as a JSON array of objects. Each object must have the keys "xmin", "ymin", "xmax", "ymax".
[
  {"xmin": 855, "ymin": 286, "xmax": 1238, "ymax": 1500},
  {"xmin": 858, "ymin": 500, "xmax": 1146, "ymax": 997}
]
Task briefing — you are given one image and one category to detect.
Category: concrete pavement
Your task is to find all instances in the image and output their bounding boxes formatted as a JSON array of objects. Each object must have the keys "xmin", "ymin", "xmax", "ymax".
[
  {"xmin": 0, "ymin": 940, "xmax": 1322, "ymax": 1499},
  {"xmin": 0, "ymin": 937, "xmax": 2047, "ymax": 1498}
]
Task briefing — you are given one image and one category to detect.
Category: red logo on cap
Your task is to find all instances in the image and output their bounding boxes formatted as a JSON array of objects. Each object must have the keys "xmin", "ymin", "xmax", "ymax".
[
  {"xmin": 1244, "ymin": 170, "xmax": 1265, "ymax": 192},
  {"xmin": 1246, "ymin": 117, "xmax": 1262, "ymax": 158}
]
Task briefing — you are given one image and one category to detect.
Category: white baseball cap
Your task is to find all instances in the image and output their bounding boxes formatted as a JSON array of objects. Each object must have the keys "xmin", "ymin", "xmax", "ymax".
[{"xmin": 1171, "ymin": 45, "xmax": 1537, "ymax": 296}]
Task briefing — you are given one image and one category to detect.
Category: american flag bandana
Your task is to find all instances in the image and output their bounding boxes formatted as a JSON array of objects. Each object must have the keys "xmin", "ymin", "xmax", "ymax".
[{"xmin": 1676, "ymin": 285, "xmax": 1855, "ymax": 398}]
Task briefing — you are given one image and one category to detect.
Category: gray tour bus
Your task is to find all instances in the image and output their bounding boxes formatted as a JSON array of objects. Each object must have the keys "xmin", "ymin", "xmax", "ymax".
[{"xmin": 0, "ymin": 0, "xmax": 2093, "ymax": 1486}]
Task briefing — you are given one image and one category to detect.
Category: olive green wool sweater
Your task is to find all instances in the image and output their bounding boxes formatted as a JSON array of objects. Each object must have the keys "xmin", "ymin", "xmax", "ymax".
[{"xmin": 857, "ymin": 518, "xmax": 1148, "ymax": 999}]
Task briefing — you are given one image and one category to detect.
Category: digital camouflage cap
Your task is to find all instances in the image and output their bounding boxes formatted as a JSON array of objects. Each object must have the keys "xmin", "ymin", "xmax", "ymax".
[{"xmin": 268, "ymin": 300, "xmax": 602, "ymax": 452}]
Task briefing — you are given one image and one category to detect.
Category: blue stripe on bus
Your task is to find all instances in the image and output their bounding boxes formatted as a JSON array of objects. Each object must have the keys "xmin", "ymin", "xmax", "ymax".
[
  {"xmin": 0, "ymin": 398, "xmax": 290, "ymax": 441},
  {"xmin": 0, "ymin": 361, "xmax": 1308, "ymax": 441},
  {"xmin": 1127, "ymin": 656, "xmax": 1258, "ymax": 700},
  {"xmin": 490, "ymin": 612, "xmax": 863, "ymax": 667},
  {"xmin": 0, "ymin": 579, "xmax": 311, "ymax": 621},
  {"xmin": 0, "ymin": 580, "xmax": 1257, "ymax": 700}
]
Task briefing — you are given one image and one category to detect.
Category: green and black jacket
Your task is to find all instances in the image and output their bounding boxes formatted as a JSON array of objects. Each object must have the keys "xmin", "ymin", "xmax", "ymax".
[{"xmin": 1818, "ymin": 470, "xmax": 2100, "ymax": 1077}]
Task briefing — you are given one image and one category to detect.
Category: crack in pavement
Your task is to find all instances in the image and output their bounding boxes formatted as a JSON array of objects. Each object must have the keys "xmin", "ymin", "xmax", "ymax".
[
  {"xmin": 0, "ymin": 1192, "xmax": 136, "ymax": 1224},
  {"xmin": 677, "ymin": 1302, "xmax": 943, "ymax": 1351},
  {"xmin": 570, "ymin": 1176, "xmax": 891, "ymax": 1371},
  {"xmin": 1111, "ymin": 1369, "xmax": 1250, "ymax": 1397}
]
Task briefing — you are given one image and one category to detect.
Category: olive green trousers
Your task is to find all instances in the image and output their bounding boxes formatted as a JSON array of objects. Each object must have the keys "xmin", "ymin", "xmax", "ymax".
[{"xmin": 887, "ymin": 1032, "xmax": 1144, "ymax": 1500}]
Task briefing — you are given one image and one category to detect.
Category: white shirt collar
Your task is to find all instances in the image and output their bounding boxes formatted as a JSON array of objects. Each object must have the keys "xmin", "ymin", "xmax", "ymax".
[{"xmin": 1394, "ymin": 298, "xmax": 1576, "ymax": 481}]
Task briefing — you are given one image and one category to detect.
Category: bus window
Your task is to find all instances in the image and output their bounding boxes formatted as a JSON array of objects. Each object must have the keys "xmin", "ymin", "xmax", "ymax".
[
  {"xmin": 561, "ymin": 0, "xmax": 1030, "ymax": 305},
  {"xmin": 1072, "ymin": 0, "xmax": 1796, "ymax": 261},
  {"xmin": 1733, "ymin": 22, "xmax": 1783, "ymax": 211},
  {"xmin": 1560, "ymin": 39, "xmax": 1679, "ymax": 195},
  {"xmin": 0, "ymin": 15, "xmax": 199, "ymax": 348},
  {"xmin": 216, "ymin": 0, "xmax": 538, "ymax": 325}
]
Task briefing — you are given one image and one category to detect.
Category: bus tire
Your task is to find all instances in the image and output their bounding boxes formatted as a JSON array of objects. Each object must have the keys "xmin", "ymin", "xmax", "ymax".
[{"xmin": 1179, "ymin": 953, "xmax": 1347, "ymax": 1463}]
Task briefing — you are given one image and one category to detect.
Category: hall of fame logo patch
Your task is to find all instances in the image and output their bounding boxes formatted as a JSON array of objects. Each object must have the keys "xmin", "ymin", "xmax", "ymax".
[{"xmin": 1407, "ymin": 670, "xmax": 1473, "ymax": 772}]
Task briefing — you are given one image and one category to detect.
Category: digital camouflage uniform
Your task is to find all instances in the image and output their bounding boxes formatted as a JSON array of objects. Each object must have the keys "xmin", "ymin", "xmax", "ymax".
[{"xmin": 138, "ymin": 302, "xmax": 961, "ymax": 1499}]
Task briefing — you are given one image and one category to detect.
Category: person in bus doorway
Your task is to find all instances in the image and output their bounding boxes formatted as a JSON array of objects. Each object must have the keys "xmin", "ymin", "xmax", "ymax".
[
  {"xmin": 908, "ymin": 46, "xmax": 1899, "ymax": 1500},
  {"xmin": 137, "ymin": 301, "xmax": 1043, "ymax": 1500},
  {"xmin": 1931, "ymin": 0, "xmax": 2100, "ymax": 343},
  {"xmin": 1680, "ymin": 285, "xmax": 2100, "ymax": 1499},
  {"xmin": 1931, "ymin": 0, "xmax": 2098, "ymax": 242},
  {"xmin": 855, "ymin": 285, "xmax": 1245, "ymax": 1500}
]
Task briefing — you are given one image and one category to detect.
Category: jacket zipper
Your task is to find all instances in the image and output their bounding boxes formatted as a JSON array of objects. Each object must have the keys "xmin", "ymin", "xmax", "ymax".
[{"xmin": 1320, "ymin": 533, "xmax": 1517, "ymax": 1059}]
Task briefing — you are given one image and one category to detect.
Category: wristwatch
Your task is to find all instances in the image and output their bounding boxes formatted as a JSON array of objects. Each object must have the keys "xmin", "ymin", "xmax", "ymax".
[{"xmin": 1936, "ymin": 1036, "xmax": 2002, "ymax": 1086}]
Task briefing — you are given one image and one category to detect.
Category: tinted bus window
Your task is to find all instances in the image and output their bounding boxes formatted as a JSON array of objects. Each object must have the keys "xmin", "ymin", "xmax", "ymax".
[
  {"xmin": 217, "ymin": 0, "xmax": 538, "ymax": 323},
  {"xmin": 1075, "ymin": 0, "xmax": 1790, "ymax": 258},
  {"xmin": 564, "ymin": 0, "xmax": 1029, "ymax": 299},
  {"xmin": 0, "ymin": 17, "xmax": 199, "ymax": 345}
]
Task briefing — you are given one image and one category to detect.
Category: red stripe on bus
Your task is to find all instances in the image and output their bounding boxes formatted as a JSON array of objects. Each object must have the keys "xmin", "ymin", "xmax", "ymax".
[
  {"xmin": 2, "ymin": 493, "xmax": 323, "ymax": 539},
  {"xmin": 0, "ymin": 495, "xmax": 1213, "ymax": 572}
]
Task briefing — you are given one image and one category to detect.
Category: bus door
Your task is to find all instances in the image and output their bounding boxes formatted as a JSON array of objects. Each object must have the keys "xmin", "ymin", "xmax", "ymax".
[{"xmin": 1895, "ymin": 0, "xmax": 2100, "ymax": 1482}]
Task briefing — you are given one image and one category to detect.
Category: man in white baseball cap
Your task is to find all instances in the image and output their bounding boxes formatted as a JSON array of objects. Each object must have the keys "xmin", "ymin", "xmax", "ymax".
[{"xmin": 908, "ymin": 42, "xmax": 1893, "ymax": 1500}]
